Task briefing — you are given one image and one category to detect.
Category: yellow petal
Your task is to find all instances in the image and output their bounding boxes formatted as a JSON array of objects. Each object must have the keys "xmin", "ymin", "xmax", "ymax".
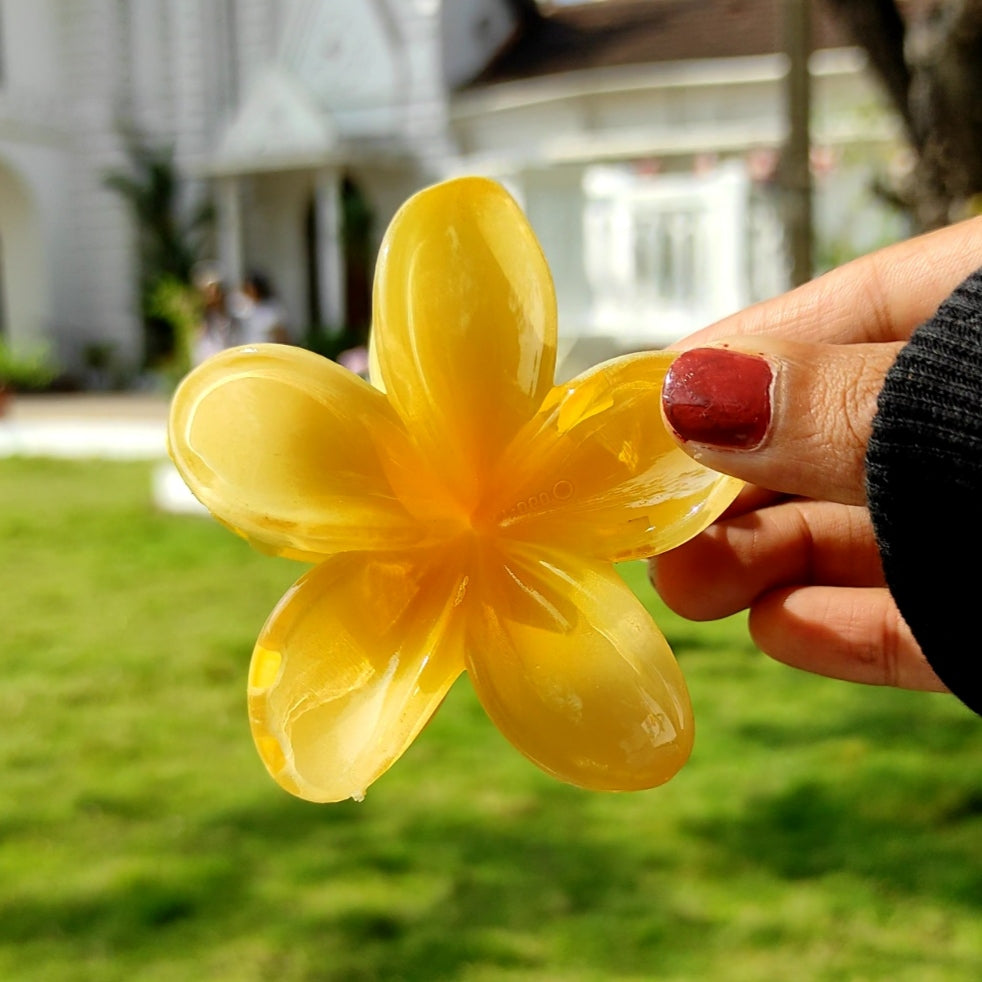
[
  {"xmin": 466, "ymin": 545, "xmax": 693, "ymax": 791},
  {"xmin": 372, "ymin": 177, "xmax": 557, "ymax": 510},
  {"xmin": 169, "ymin": 344, "xmax": 427, "ymax": 560},
  {"xmin": 488, "ymin": 352, "xmax": 741, "ymax": 562},
  {"xmin": 249, "ymin": 549, "xmax": 467, "ymax": 802}
]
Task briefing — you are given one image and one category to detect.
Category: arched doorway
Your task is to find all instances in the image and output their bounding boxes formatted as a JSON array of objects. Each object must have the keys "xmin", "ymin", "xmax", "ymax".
[{"xmin": 0, "ymin": 158, "xmax": 46, "ymax": 346}]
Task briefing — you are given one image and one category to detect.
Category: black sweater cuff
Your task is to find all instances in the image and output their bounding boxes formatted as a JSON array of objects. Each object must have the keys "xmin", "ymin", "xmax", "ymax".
[{"xmin": 866, "ymin": 268, "xmax": 982, "ymax": 716}]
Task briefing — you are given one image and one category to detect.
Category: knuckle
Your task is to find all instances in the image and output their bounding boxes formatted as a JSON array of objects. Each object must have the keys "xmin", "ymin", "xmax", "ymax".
[
  {"xmin": 843, "ymin": 595, "xmax": 900, "ymax": 687},
  {"xmin": 863, "ymin": 598, "xmax": 914, "ymax": 689},
  {"xmin": 832, "ymin": 358, "xmax": 878, "ymax": 449},
  {"xmin": 876, "ymin": 604, "xmax": 904, "ymax": 688},
  {"xmin": 858, "ymin": 250, "xmax": 895, "ymax": 342},
  {"xmin": 812, "ymin": 349, "xmax": 887, "ymax": 493}
]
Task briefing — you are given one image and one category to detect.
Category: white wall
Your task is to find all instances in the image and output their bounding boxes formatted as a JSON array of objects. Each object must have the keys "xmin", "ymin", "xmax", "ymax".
[
  {"xmin": 0, "ymin": 0, "xmax": 62, "ymax": 91},
  {"xmin": 521, "ymin": 165, "xmax": 591, "ymax": 336},
  {"xmin": 0, "ymin": 157, "xmax": 48, "ymax": 347},
  {"xmin": 57, "ymin": 0, "xmax": 139, "ymax": 366}
]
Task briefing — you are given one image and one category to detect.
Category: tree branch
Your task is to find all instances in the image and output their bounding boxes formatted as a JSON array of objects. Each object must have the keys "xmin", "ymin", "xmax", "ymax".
[
  {"xmin": 819, "ymin": 0, "xmax": 913, "ymax": 138},
  {"xmin": 906, "ymin": 0, "xmax": 982, "ymax": 225}
]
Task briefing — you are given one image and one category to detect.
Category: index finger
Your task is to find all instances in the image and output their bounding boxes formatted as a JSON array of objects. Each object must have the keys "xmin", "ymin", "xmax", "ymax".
[{"xmin": 675, "ymin": 215, "xmax": 982, "ymax": 349}]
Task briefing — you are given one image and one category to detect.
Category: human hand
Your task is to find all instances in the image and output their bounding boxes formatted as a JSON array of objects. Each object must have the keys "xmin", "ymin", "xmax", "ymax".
[{"xmin": 649, "ymin": 216, "xmax": 982, "ymax": 693}]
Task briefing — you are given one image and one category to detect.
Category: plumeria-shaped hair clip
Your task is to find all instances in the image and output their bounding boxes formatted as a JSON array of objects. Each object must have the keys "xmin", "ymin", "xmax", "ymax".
[{"xmin": 169, "ymin": 177, "xmax": 740, "ymax": 802}]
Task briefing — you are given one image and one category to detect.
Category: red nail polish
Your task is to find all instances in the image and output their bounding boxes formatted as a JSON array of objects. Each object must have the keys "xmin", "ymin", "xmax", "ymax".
[{"xmin": 662, "ymin": 348, "xmax": 773, "ymax": 450}]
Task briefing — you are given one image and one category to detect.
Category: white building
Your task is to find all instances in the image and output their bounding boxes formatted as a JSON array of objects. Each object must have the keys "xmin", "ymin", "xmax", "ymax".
[{"xmin": 0, "ymin": 0, "xmax": 903, "ymax": 382}]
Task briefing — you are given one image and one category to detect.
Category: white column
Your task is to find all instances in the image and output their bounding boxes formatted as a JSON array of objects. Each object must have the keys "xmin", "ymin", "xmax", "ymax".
[
  {"xmin": 216, "ymin": 176, "xmax": 243, "ymax": 288},
  {"xmin": 315, "ymin": 166, "xmax": 346, "ymax": 329}
]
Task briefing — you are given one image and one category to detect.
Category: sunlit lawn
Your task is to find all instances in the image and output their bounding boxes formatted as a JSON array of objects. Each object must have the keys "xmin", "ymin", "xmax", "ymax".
[{"xmin": 1, "ymin": 458, "xmax": 980, "ymax": 981}]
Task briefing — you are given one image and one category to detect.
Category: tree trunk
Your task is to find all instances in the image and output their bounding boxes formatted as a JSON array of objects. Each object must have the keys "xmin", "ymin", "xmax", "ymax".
[{"xmin": 822, "ymin": 0, "xmax": 982, "ymax": 229}]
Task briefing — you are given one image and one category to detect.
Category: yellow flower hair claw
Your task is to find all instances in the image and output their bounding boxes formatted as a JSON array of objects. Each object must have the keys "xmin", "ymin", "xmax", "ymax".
[{"xmin": 168, "ymin": 177, "xmax": 740, "ymax": 803}]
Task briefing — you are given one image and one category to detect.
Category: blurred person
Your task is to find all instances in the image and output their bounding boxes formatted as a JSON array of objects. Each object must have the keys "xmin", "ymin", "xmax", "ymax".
[
  {"xmin": 193, "ymin": 277, "xmax": 232, "ymax": 365},
  {"xmin": 237, "ymin": 271, "xmax": 290, "ymax": 345},
  {"xmin": 650, "ymin": 216, "xmax": 982, "ymax": 717}
]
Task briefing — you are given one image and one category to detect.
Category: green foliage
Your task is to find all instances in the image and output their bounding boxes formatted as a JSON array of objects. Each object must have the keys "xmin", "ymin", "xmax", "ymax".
[
  {"xmin": 302, "ymin": 324, "xmax": 367, "ymax": 363},
  {"xmin": 0, "ymin": 459, "xmax": 979, "ymax": 981},
  {"xmin": 0, "ymin": 336, "xmax": 58, "ymax": 390},
  {"xmin": 145, "ymin": 275, "xmax": 201, "ymax": 383},
  {"xmin": 104, "ymin": 129, "xmax": 213, "ymax": 370},
  {"xmin": 104, "ymin": 131, "xmax": 212, "ymax": 290}
]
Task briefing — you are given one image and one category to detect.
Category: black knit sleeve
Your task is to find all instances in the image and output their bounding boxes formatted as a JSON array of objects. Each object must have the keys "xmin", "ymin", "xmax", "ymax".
[{"xmin": 865, "ymin": 268, "xmax": 982, "ymax": 715}]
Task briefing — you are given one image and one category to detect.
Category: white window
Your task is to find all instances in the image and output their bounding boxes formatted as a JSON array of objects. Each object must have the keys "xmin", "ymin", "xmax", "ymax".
[{"xmin": 583, "ymin": 162, "xmax": 757, "ymax": 346}]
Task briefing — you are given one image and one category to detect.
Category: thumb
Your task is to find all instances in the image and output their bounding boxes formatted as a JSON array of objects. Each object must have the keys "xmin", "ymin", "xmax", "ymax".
[{"xmin": 660, "ymin": 338, "xmax": 904, "ymax": 506}]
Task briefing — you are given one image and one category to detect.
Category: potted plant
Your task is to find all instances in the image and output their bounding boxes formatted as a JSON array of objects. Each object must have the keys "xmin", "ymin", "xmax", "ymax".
[{"xmin": 0, "ymin": 337, "xmax": 58, "ymax": 415}]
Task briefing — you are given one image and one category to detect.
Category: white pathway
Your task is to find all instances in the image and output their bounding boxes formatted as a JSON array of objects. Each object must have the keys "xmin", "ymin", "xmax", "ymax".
[
  {"xmin": 0, "ymin": 393, "xmax": 168, "ymax": 458},
  {"xmin": 0, "ymin": 394, "xmax": 206, "ymax": 514}
]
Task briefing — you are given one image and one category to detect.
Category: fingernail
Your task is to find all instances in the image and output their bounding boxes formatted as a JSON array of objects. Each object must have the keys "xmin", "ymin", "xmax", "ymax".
[{"xmin": 662, "ymin": 347, "xmax": 773, "ymax": 450}]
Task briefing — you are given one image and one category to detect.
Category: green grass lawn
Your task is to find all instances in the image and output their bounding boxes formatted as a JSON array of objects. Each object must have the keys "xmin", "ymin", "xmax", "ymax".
[{"xmin": 1, "ymin": 457, "xmax": 979, "ymax": 981}]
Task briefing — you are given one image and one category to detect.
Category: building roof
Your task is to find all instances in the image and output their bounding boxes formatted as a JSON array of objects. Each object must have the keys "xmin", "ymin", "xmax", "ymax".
[
  {"xmin": 468, "ymin": 0, "xmax": 850, "ymax": 87},
  {"xmin": 211, "ymin": 65, "xmax": 340, "ymax": 175}
]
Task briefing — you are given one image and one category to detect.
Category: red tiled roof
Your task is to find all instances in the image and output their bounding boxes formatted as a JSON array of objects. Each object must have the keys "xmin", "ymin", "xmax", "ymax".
[{"xmin": 468, "ymin": 0, "xmax": 850, "ymax": 87}]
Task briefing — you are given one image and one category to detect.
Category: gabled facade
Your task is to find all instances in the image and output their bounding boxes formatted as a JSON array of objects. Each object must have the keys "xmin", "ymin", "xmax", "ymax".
[{"xmin": 0, "ymin": 0, "xmax": 904, "ymax": 381}]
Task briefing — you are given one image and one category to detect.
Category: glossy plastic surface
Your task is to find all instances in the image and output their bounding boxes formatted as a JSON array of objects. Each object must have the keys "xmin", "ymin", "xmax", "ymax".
[{"xmin": 169, "ymin": 176, "xmax": 741, "ymax": 802}]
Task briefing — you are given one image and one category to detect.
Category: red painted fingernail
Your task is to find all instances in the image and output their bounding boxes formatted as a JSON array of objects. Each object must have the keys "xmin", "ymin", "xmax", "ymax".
[{"xmin": 662, "ymin": 348, "xmax": 773, "ymax": 450}]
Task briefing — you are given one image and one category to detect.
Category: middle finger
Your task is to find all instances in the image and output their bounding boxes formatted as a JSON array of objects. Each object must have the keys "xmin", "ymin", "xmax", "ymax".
[{"xmin": 650, "ymin": 498, "xmax": 884, "ymax": 621}]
